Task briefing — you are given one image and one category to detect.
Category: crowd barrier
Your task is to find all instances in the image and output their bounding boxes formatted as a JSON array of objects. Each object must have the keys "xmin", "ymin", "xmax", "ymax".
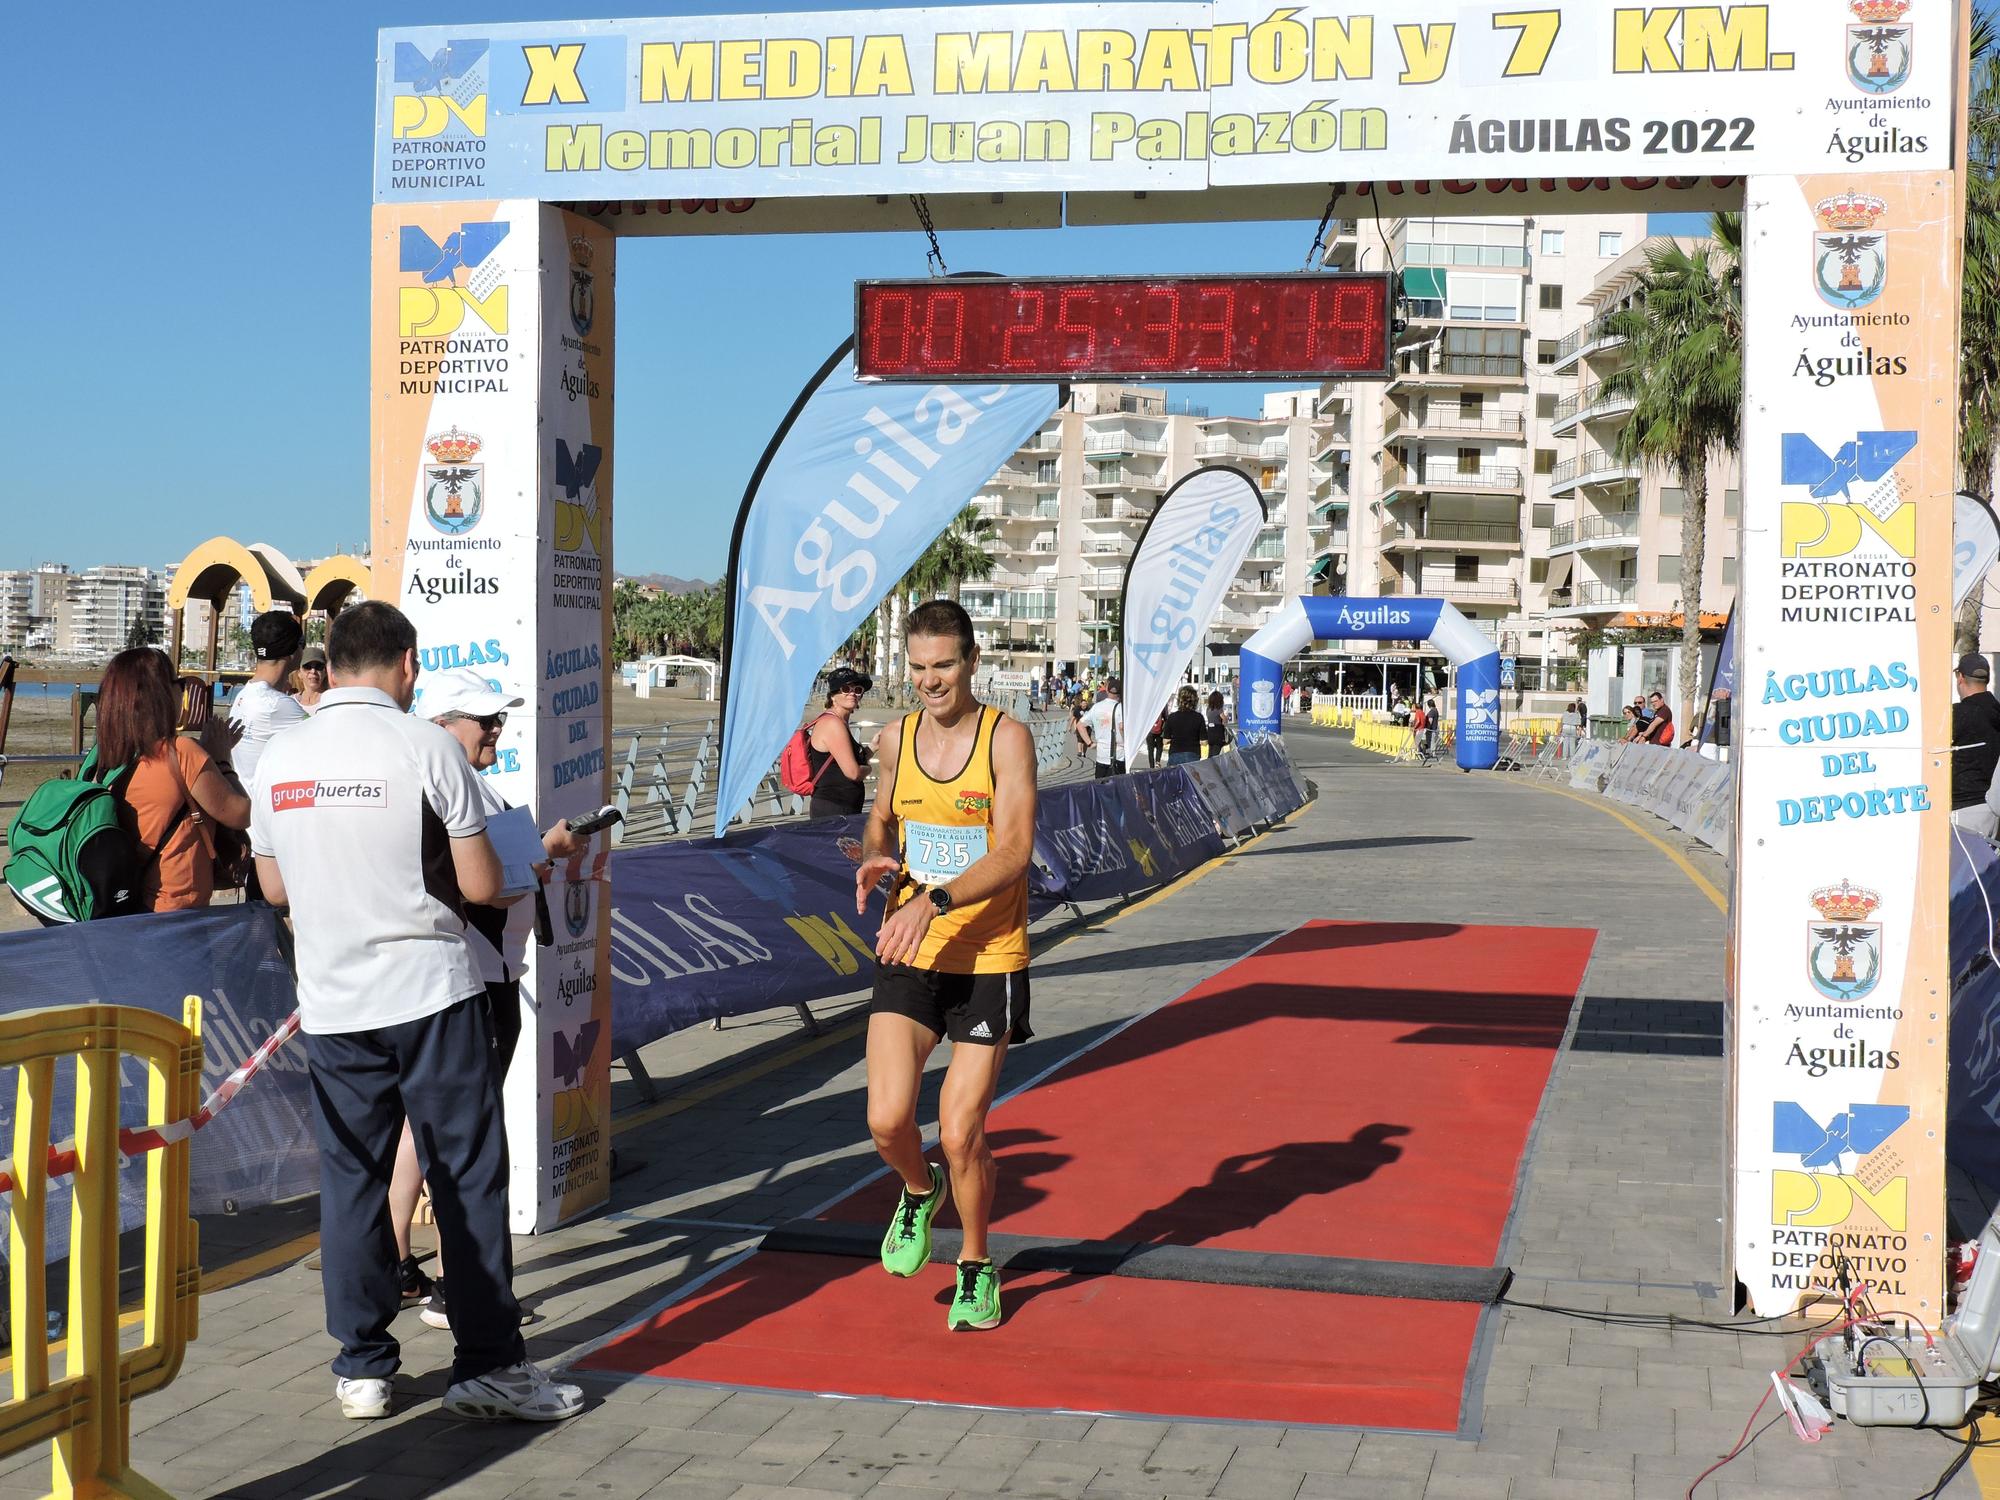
[
  {"xmin": 0, "ymin": 1002, "xmax": 201, "ymax": 1497},
  {"xmin": 1563, "ymin": 739, "xmax": 1734, "ymax": 855},
  {"xmin": 1948, "ymin": 830, "xmax": 2000, "ymax": 1197},
  {"xmin": 0, "ymin": 741, "xmax": 1308, "ymax": 1244}
]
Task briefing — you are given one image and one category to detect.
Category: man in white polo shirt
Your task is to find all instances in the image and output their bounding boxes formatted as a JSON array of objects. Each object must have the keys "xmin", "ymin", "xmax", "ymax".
[{"xmin": 250, "ymin": 601, "xmax": 581, "ymax": 1425}]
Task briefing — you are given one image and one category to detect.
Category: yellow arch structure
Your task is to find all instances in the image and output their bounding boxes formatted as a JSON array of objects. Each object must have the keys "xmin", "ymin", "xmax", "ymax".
[
  {"xmin": 303, "ymin": 554, "xmax": 372, "ymax": 616},
  {"xmin": 164, "ymin": 537, "xmax": 310, "ymax": 671}
]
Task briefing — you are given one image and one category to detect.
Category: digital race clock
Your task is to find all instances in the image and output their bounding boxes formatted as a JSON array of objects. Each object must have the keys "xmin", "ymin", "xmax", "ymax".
[{"xmin": 854, "ymin": 273, "xmax": 1395, "ymax": 383}]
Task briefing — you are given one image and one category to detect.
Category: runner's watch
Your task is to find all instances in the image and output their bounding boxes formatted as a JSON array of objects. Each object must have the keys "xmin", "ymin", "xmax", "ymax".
[{"xmin": 926, "ymin": 885, "xmax": 953, "ymax": 916}]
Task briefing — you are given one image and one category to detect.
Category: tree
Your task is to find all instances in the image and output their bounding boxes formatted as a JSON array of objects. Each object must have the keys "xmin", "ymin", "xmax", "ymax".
[
  {"xmin": 1957, "ymin": 9, "xmax": 1999, "ymax": 649},
  {"xmin": 124, "ymin": 613, "xmax": 161, "ymax": 650},
  {"xmin": 1600, "ymin": 213, "xmax": 1742, "ymax": 733}
]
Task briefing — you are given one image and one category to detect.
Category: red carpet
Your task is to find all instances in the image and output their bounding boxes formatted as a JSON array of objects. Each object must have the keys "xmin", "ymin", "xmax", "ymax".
[{"xmin": 581, "ymin": 921, "xmax": 1596, "ymax": 1429}]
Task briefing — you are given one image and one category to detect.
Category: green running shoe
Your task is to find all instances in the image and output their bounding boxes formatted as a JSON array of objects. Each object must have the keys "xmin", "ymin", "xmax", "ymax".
[
  {"xmin": 880, "ymin": 1164, "xmax": 946, "ymax": 1277},
  {"xmin": 947, "ymin": 1259, "xmax": 1002, "ymax": 1331}
]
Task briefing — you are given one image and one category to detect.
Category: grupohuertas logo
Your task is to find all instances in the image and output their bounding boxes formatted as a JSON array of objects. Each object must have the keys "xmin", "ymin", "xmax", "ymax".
[
  {"xmin": 1845, "ymin": 0, "xmax": 1914, "ymax": 95},
  {"xmin": 1812, "ymin": 194, "xmax": 1888, "ymax": 311}
]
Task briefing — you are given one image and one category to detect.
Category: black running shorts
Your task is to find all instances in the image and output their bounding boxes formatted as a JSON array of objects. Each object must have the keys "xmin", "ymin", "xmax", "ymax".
[{"xmin": 871, "ymin": 964, "xmax": 1033, "ymax": 1045}]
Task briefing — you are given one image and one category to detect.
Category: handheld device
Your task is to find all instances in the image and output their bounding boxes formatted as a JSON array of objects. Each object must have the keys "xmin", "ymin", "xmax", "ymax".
[{"xmin": 565, "ymin": 804, "xmax": 623, "ymax": 838}]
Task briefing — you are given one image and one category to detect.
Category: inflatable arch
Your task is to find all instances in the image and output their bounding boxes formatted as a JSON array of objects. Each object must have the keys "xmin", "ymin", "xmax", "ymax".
[{"xmin": 1236, "ymin": 596, "xmax": 1502, "ymax": 771}]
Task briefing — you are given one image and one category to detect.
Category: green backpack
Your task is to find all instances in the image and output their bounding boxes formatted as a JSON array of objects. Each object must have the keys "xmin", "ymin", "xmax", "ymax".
[{"xmin": 4, "ymin": 749, "xmax": 183, "ymax": 924}]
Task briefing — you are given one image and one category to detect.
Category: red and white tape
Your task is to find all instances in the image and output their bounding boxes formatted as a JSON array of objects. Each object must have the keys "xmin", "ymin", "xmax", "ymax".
[{"xmin": 0, "ymin": 1010, "xmax": 301, "ymax": 1195}]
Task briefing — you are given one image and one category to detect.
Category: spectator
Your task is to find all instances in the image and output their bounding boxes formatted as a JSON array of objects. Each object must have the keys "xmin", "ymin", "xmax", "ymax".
[
  {"xmin": 1630, "ymin": 694, "xmax": 1651, "ymax": 730},
  {"xmin": 1954, "ymin": 653, "xmax": 2000, "ymax": 837},
  {"xmin": 1145, "ymin": 710, "xmax": 1165, "ymax": 770},
  {"xmin": 805, "ymin": 667, "xmax": 876, "ymax": 820},
  {"xmin": 1620, "ymin": 704, "xmax": 1646, "ymax": 743},
  {"xmin": 1164, "ymin": 687, "xmax": 1206, "ymax": 765},
  {"xmin": 296, "ymin": 644, "xmax": 330, "ymax": 712},
  {"xmin": 1420, "ymin": 695, "xmax": 1441, "ymax": 759},
  {"xmin": 1643, "ymin": 692, "xmax": 1675, "ymax": 746},
  {"xmin": 248, "ymin": 602, "xmax": 580, "ymax": 1424},
  {"xmin": 229, "ymin": 612, "xmax": 308, "ymax": 789},
  {"xmin": 395, "ymin": 667, "xmax": 591, "ymax": 1331},
  {"xmin": 1391, "ymin": 692, "xmax": 1411, "ymax": 726},
  {"xmin": 1205, "ymin": 689, "xmax": 1231, "ymax": 757},
  {"xmin": 96, "ymin": 647, "xmax": 249, "ymax": 914},
  {"xmin": 1079, "ymin": 676, "xmax": 1125, "ymax": 777}
]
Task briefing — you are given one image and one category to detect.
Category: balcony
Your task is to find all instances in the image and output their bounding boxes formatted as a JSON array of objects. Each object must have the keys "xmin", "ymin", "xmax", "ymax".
[
  {"xmin": 1315, "ymin": 388, "xmax": 1351, "ymax": 416},
  {"xmin": 1549, "ymin": 578, "xmax": 1640, "ymax": 615},
  {"xmin": 983, "ymin": 469, "xmax": 1042, "ymax": 490},
  {"xmin": 1390, "ymin": 576, "xmax": 1521, "ymax": 606},
  {"xmin": 1549, "ymin": 450, "xmax": 1643, "ymax": 496},
  {"xmin": 1312, "ymin": 495, "xmax": 1348, "ymax": 522},
  {"xmin": 1082, "ymin": 433, "xmax": 1167, "ymax": 454},
  {"xmin": 1083, "ymin": 498, "xmax": 1151, "ymax": 522},
  {"xmin": 1085, "ymin": 568, "xmax": 1125, "ymax": 590},
  {"xmin": 1085, "ymin": 468, "xmax": 1166, "ymax": 492},
  {"xmin": 1314, "ymin": 531, "xmax": 1350, "ymax": 553},
  {"xmin": 1020, "ymin": 429, "xmax": 1063, "ymax": 453},
  {"xmin": 1313, "ymin": 470, "xmax": 1350, "ymax": 502},
  {"xmin": 1082, "ymin": 540, "xmax": 1132, "ymax": 559},
  {"xmin": 1386, "ymin": 354, "xmax": 1527, "ymax": 392},
  {"xmin": 1553, "ymin": 315, "xmax": 1629, "ymax": 374},
  {"xmin": 1550, "ymin": 382, "xmax": 1638, "ymax": 436},
  {"xmin": 1381, "ymin": 463, "xmax": 1524, "ymax": 500},
  {"xmin": 1380, "ymin": 519, "xmax": 1523, "ymax": 549},
  {"xmin": 1195, "ymin": 437, "xmax": 1262, "ymax": 460},
  {"xmin": 1548, "ymin": 512, "xmax": 1641, "ymax": 554},
  {"xmin": 1383, "ymin": 406, "xmax": 1526, "ymax": 441}
]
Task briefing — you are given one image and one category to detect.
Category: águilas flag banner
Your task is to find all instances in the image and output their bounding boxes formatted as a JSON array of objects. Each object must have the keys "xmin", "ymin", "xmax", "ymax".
[
  {"xmin": 714, "ymin": 342, "xmax": 1058, "ymax": 835},
  {"xmin": 1119, "ymin": 466, "xmax": 1267, "ymax": 753}
]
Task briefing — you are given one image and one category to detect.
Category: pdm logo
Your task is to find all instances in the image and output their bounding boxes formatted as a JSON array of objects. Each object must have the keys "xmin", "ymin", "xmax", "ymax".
[
  {"xmin": 398, "ymin": 222, "xmax": 510, "ymax": 338},
  {"xmin": 391, "ymin": 38, "xmax": 489, "ymax": 138},
  {"xmin": 1778, "ymin": 430, "xmax": 1918, "ymax": 559},
  {"xmin": 553, "ymin": 439, "xmax": 604, "ymax": 556}
]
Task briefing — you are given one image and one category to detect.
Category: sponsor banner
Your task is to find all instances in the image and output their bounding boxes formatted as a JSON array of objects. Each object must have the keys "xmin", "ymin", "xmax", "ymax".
[
  {"xmin": 1240, "ymin": 739, "xmax": 1307, "ymax": 819},
  {"xmin": 714, "ymin": 346, "xmax": 1056, "ymax": 835},
  {"xmin": 1032, "ymin": 778, "xmax": 1182, "ymax": 906},
  {"xmin": 1120, "ymin": 466, "xmax": 1266, "ymax": 750},
  {"xmin": 531, "ymin": 209, "xmax": 618, "ymax": 1229},
  {"xmin": 376, "ymin": 4, "xmax": 1952, "ymax": 204},
  {"xmin": 1730, "ymin": 170, "xmax": 1956, "ymax": 1316},
  {"xmin": 1184, "ymin": 755, "xmax": 1258, "ymax": 839},
  {"xmin": 1131, "ymin": 764, "xmax": 1229, "ymax": 876},
  {"xmin": 0, "ymin": 906, "xmax": 314, "ymax": 1264}
]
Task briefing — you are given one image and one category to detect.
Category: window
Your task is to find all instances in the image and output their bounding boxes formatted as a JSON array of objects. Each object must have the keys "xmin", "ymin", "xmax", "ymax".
[
  {"xmin": 1538, "ymin": 284, "xmax": 1564, "ymax": 311},
  {"xmin": 1460, "ymin": 392, "xmax": 1484, "ymax": 419},
  {"xmin": 1532, "ymin": 503, "xmax": 1555, "ymax": 529},
  {"xmin": 1535, "ymin": 449, "xmax": 1557, "ymax": 476},
  {"xmin": 1458, "ymin": 447, "xmax": 1482, "ymax": 474},
  {"xmin": 1657, "ymin": 555, "xmax": 1682, "ymax": 583},
  {"xmin": 1724, "ymin": 488, "xmax": 1741, "ymax": 519},
  {"xmin": 1454, "ymin": 555, "xmax": 1481, "ymax": 582},
  {"xmin": 1618, "ymin": 558, "xmax": 1638, "ymax": 581},
  {"xmin": 1529, "ymin": 558, "xmax": 1549, "ymax": 582},
  {"xmin": 1536, "ymin": 392, "xmax": 1557, "ymax": 419},
  {"xmin": 1536, "ymin": 339, "xmax": 1560, "ymax": 366},
  {"xmin": 1599, "ymin": 231, "xmax": 1624, "ymax": 257},
  {"xmin": 1660, "ymin": 486, "xmax": 1685, "ymax": 517},
  {"xmin": 1723, "ymin": 557, "xmax": 1739, "ymax": 586},
  {"xmin": 1541, "ymin": 229, "xmax": 1565, "ymax": 255},
  {"xmin": 1036, "ymin": 460, "xmax": 1059, "ymax": 483}
]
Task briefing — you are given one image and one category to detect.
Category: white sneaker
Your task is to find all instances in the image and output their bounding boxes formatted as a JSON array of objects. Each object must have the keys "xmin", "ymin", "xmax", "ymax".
[
  {"xmin": 336, "ymin": 1376, "xmax": 392, "ymax": 1420},
  {"xmin": 442, "ymin": 1361, "xmax": 584, "ymax": 1422}
]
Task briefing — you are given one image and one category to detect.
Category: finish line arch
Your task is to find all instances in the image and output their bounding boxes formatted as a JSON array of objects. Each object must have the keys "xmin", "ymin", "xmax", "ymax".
[
  {"xmin": 1237, "ymin": 596, "xmax": 1499, "ymax": 770},
  {"xmin": 367, "ymin": 5, "xmax": 1971, "ymax": 1320}
]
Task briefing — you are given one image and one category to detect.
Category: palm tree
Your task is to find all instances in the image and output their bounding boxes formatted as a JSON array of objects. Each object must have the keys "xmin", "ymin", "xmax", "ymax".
[
  {"xmin": 1600, "ymin": 213, "xmax": 1743, "ymax": 732},
  {"xmin": 1956, "ymin": 9, "xmax": 1999, "ymax": 649}
]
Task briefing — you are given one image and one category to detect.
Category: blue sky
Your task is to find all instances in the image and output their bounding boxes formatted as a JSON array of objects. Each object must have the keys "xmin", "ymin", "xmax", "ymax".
[{"xmin": 2, "ymin": 1, "xmax": 1728, "ymax": 583}]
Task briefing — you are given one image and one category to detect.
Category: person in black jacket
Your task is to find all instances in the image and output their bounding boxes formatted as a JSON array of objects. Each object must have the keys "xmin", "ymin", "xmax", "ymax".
[
  {"xmin": 807, "ymin": 667, "xmax": 876, "ymax": 819},
  {"xmin": 1953, "ymin": 653, "xmax": 2000, "ymax": 837}
]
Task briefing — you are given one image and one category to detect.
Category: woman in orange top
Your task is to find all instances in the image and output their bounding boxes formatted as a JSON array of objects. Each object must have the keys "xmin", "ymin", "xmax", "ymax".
[{"xmin": 96, "ymin": 648, "xmax": 251, "ymax": 912}]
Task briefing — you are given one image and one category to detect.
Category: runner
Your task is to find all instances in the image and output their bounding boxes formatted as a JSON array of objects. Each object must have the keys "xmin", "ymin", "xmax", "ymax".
[{"xmin": 853, "ymin": 600, "xmax": 1035, "ymax": 1332}]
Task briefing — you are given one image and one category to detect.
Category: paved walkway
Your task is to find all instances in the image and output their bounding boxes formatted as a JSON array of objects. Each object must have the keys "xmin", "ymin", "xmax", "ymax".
[{"xmin": 3, "ymin": 726, "xmax": 1982, "ymax": 1499}]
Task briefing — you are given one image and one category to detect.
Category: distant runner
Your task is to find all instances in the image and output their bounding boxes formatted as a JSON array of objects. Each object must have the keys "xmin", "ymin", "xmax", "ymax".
[{"xmin": 854, "ymin": 600, "xmax": 1035, "ymax": 1332}]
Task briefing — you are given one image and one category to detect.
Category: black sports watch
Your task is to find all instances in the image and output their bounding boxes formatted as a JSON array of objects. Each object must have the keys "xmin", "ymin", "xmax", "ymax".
[{"xmin": 926, "ymin": 885, "xmax": 953, "ymax": 916}]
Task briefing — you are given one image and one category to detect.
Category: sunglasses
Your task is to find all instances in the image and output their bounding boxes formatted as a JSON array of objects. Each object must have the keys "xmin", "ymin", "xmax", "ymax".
[
  {"xmin": 302, "ymin": 662, "xmax": 328, "ymax": 674},
  {"xmin": 447, "ymin": 710, "xmax": 507, "ymax": 730}
]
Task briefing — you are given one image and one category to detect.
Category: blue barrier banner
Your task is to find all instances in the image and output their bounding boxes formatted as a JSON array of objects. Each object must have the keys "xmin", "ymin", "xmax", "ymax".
[
  {"xmin": 1031, "ymin": 777, "xmax": 1179, "ymax": 906},
  {"xmin": 1949, "ymin": 830, "xmax": 2000, "ymax": 1196},
  {"xmin": 0, "ymin": 904, "xmax": 314, "ymax": 1260},
  {"xmin": 714, "ymin": 344, "xmax": 1057, "ymax": 835},
  {"xmin": 1239, "ymin": 741, "xmax": 1306, "ymax": 820},
  {"xmin": 1131, "ymin": 764, "xmax": 1228, "ymax": 877}
]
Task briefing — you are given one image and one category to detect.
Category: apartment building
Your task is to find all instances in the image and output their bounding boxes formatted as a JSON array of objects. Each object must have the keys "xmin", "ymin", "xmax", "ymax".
[
  {"xmin": 1317, "ymin": 213, "xmax": 1738, "ymax": 695},
  {"xmin": 0, "ymin": 566, "xmax": 72, "ymax": 652},
  {"xmin": 0, "ymin": 564, "xmax": 170, "ymax": 658},
  {"xmin": 958, "ymin": 383, "xmax": 1330, "ymax": 680}
]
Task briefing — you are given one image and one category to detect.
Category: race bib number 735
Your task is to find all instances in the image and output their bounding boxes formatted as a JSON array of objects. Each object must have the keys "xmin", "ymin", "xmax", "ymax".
[{"xmin": 906, "ymin": 820, "xmax": 987, "ymax": 884}]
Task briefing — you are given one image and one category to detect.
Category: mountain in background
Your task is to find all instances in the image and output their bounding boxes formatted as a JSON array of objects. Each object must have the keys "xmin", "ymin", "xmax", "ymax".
[{"xmin": 619, "ymin": 572, "xmax": 713, "ymax": 594}]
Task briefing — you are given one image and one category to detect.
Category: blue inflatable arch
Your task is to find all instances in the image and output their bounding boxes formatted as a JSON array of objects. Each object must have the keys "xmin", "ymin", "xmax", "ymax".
[{"xmin": 1236, "ymin": 596, "xmax": 1502, "ymax": 770}]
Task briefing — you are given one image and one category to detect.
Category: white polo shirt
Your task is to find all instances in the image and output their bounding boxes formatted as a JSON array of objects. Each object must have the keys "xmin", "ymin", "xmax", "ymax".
[
  {"xmin": 228, "ymin": 679, "xmax": 308, "ymax": 788},
  {"xmin": 1081, "ymin": 697, "xmax": 1124, "ymax": 766},
  {"xmin": 249, "ymin": 686, "xmax": 489, "ymax": 1035}
]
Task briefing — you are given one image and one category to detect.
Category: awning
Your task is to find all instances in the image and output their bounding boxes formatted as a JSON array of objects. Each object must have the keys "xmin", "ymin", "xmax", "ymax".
[
  {"xmin": 1544, "ymin": 552, "xmax": 1576, "ymax": 593},
  {"xmin": 1402, "ymin": 267, "xmax": 1447, "ymax": 300},
  {"xmin": 1313, "ymin": 497, "xmax": 1347, "ymax": 520},
  {"xmin": 1309, "ymin": 556, "xmax": 1335, "ymax": 581},
  {"xmin": 1609, "ymin": 610, "xmax": 1730, "ymax": 632}
]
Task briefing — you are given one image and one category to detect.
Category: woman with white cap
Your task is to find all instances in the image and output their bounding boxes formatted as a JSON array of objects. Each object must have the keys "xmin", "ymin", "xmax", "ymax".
[{"xmin": 387, "ymin": 667, "xmax": 592, "ymax": 1323}]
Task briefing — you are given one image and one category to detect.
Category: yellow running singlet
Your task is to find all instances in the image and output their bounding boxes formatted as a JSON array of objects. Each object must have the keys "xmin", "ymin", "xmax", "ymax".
[{"xmin": 891, "ymin": 706, "xmax": 1029, "ymax": 974}]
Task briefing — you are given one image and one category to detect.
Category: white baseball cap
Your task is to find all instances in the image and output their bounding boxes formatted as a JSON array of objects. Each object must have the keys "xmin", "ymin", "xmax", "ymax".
[{"xmin": 421, "ymin": 666, "xmax": 524, "ymax": 720}]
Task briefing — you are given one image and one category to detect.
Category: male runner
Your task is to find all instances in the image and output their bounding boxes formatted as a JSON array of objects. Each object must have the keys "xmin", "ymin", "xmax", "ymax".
[{"xmin": 854, "ymin": 600, "xmax": 1036, "ymax": 1331}]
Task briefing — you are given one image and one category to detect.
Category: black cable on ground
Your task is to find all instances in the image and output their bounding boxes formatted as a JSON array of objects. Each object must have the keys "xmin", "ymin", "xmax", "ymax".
[{"xmin": 1499, "ymin": 1294, "xmax": 1849, "ymax": 1338}]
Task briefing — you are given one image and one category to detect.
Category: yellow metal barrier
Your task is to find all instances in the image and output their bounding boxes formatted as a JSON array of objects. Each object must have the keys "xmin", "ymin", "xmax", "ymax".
[{"xmin": 0, "ymin": 1002, "xmax": 202, "ymax": 1499}]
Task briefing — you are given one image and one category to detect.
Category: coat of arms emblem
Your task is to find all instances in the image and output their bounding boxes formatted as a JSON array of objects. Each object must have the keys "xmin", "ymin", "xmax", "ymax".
[
  {"xmin": 569, "ymin": 236, "xmax": 595, "ymax": 338},
  {"xmin": 422, "ymin": 428, "xmax": 484, "ymax": 535},
  {"xmin": 1808, "ymin": 879, "xmax": 1883, "ymax": 1001},
  {"xmin": 1846, "ymin": 0, "xmax": 1914, "ymax": 95},
  {"xmin": 1812, "ymin": 195, "xmax": 1889, "ymax": 311}
]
